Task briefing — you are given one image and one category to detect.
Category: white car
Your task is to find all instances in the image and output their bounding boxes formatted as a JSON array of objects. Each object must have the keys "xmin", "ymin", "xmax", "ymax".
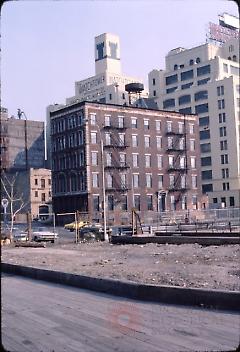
[
  {"xmin": 32, "ymin": 227, "xmax": 58, "ymax": 243},
  {"xmin": 13, "ymin": 232, "xmax": 28, "ymax": 242}
]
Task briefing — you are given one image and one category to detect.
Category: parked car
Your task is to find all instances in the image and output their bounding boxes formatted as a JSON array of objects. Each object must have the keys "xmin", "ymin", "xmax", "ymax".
[
  {"xmin": 13, "ymin": 231, "xmax": 28, "ymax": 242},
  {"xmin": 79, "ymin": 224, "xmax": 112, "ymax": 241},
  {"xmin": 111, "ymin": 225, "xmax": 136, "ymax": 237},
  {"xmin": 64, "ymin": 221, "xmax": 88, "ymax": 231},
  {"xmin": 32, "ymin": 227, "xmax": 58, "ymax": 243}
]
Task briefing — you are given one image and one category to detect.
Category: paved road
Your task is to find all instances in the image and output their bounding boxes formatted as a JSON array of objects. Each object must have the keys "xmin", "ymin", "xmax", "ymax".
[{"xmin": 2, "ymin": 275, "xmax": 240, "ymax": 352}]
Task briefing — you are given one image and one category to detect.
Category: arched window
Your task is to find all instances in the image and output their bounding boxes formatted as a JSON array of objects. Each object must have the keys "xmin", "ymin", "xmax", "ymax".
[
  {"xmin": 174, "ymin": 64, "xmax": 178, "ymax": 70},
  {"xmin": 196, "ymin": 57, "xmax": 201, "ymax": 64},
  {"xmin": 228, "ymin": 56, "xmax": 231, "ymax": 60},
  {"xmin": 233, "ymin": 55, "xmax": 237, "ymax": 62},
  {"xmin": 189, "ymin": 59, "xmax": 194, "ymax": 66}
]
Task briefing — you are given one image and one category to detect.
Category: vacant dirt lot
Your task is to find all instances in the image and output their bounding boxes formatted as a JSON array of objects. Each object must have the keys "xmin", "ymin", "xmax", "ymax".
[{"xmin": 2, "ymin": 241, "xmax": 240, "ymax": 291}]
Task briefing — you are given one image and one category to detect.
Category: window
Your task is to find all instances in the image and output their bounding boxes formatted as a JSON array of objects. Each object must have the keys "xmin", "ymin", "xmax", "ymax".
[
  {"xmin": 174, "ymin": 64, "xmax": 178, "ymax": 70},
  {"xmin": 106, "ymin": 152, "xmax": 112, "ymax": 166},
  {"xmin": 131, "ymin": 117, "xmax": 137, "ymax": 128},
  {"xmin": 200, "ymin": 130, "xmax": 210, "ymax": 140},
  {"xmin": 218, "ymin": 99, "xmax": 225, "ymax": 109},
  {"xmin": 202, "ymin": 170, "xmax": 212, "ymax": 180},
  {"xmin": 106, "ymin": 174, "xmax": 113, "ymax": 188},
  {"xmin": 118, "ymin": 116, "xmax": 124, "ymax": 128},
  {"xmin": 189, "ymin": 59, "xmax": 194, "ymax": 65},
  {"xmin": 120, "ymin": 153, "xmax": 126, "ymax": 166},
  {"xmin": 91, "ymin": 151, "xmax": 98, "ymax": 166},
  {"xmin": 190, "ymin": 139, "xmax": 195, "ymax": 151},
  {"xmin": 180, "ymin": 156, "xmax": 185, "ymax": 169},
  {"xmin": 223, "ymin": 63, "xmax": 228, "ymax": 72},
  {"xmin": 34, "ymin": 178, "xmax": 38, "ymax": 185},
  {"xmin": 144, "ymin": 119, "xmax": 150, "ymax": 129},
  {"xmin": 219, "ymin": 113, "xmax": 226, "ymax": 123},
  {"xmin": 109, "ymin": 94, "xmax": 112, "ymax": 100},
  {"xmin": 222, "ymin": 168, "xmax": 229, "ymax": 179},
  {"xmin": 166, "ymin": 74, "xmax": 178, "ymax": 85},
  {"xmin": 41, "ymin": 179, "xmax": 45, "ymax": 188},
  {"xmin": 197, "ymin": 65, "xmax": 210, "ymax": 76},
  {"xmin": 229, "ymin": 197, "xmax": 235, "ymax": 207},
  {"xmin": 133, "ymin": 174, "xmax": 139, "ymax": 188},
  {"xmin": 108, "ymin": 195, "xmax": 114, "ymax": 211},
  {"xmin": 181, "ymin": 70, "xmax": 193, "ymax": 81},
  {"xmin": 156, "ymin": 136, "xmax": 162, "ymax": 149},
  {"xmin": 192, "ymin": 175, "xmax": 197, "ymax": 188},
  {"xmin": 202, "ymin": 184, "xmax": 213, "ymax": 193},
  {"xmin": 195, "ymin": 90, "xmax": 208, "ymax": 101},
  {"xmin": 163, "ymin": 99, "xmax": 175, "ymax": 109},
  {"xmin": 170, "ymin": 195, "xmax": 176, "ymax": 211},
  {"xmin": 217, "ymin": 86, "xmax": 224, "ymax": 96},
  {"xmin": 179, "ymin": 138, "xmax": 185, "ymax": 150},
  {"xmin": 230, "ymin": 66, "xmax": 240, "ymax": 75},
  {"xmin": 219, "ymin": 127, "xmax": 227, "ymax": 137},
  {"xmin": 153, "ymin": 90, "xmax": 156, "ymax": 96},
  {"xmin": 119, "ymin": 133, "xmax": 125, "ymax": 146},
  {"xmin": 213, "ymin": 198, "xmax": 218, "ymax": 204},
  {"xmin": 35, "ymin": 191, "xmax": 38, "ymax": 197},
  {"xmin": 181, "ymin": 82, "xmax": 193, "ymax": 90},
  {"xmin": 144, "ymin": 136, "xmax": 150, "ymax": 148},
  {"xmin": 92, "ymin": 173, "xmax": 99, "ymax": 188},
  {"xmin": 122, "ymin": 195, "xmax": 128, "ymax": 211},
  {"xmin": 169, "ymin": 174, "xmax": 175, "ymax": 188},
  {"xmin": 145, "ymin": 154, "xmax": 151, "ymax": 168},
  {"xmin": 167, "ymin": 137, "xmax": 173, "ymax": 149},
  {"xmin": 179, "ymin": 95, "xmax": 191, "ymax": 105},
  {"xmin": 48, "ymin": 179, "xmax": 51, "ymax": 185},
  {"xmin": 132, "ymin": 135, "xmax": 138, "ymax": 147},
  {"xmin": 221, "ymin": 197, "xmax": 226, "ymax": 206},
  {"xmin": 189, "ymin": 123, "xmax": 194, "ymax": 134},
  {"xmin": 197, "ymin": 78, "xmax": 210, "ymax": 85},
  {"xmin": 152, "ymin": 78, "xmax": 156, "ymax": 85},
  {"xmin": 134, "ymin": 195, "xmax": 141, "ymax": 210},
  {"xmin": 90, "ymin": 113, "xmax": 96, "ymax": 125},
  {"xmin": 179, "ymin": 107, "xmax": 192, "ymax": 114},
  {"xmin": 105, "ymin": 132, "xmax": 111, "ymax": 145},
  {"xmin": 147, "ymin": 195, "xmax": 153, "ymax": 210},
  {"xmin": 221, "ymin": 154, "xmax": 228, "ymax": 164},
  {"xmin": 91, "ymin": 132, "xmax": 97, "ymax": 144},
  {"xmin": 191, "ymin": 157, "xmax": 196, "ymax": 168},
  {"xmin": 41, "ymin": 193, "xmax": 46, "ymax": 202},
  {"xmin": 146, "ymin": 174, "xmax": 152, "ymax": 188},
  {"xmin": 220, "ymin": 140, "xmax": 228, "ymax": 150},
  {"xmin": 181, "ymin": 175, "xmax": 186, "ymax": 189},
  {"xmin": 120, "ymin": 174, "xmax": 127, "ymax": 188},
  {"xmin": 158, "ymin": 175, "xmax": 163, "ymax": 189},
  {"xmin": 195, "ymin": 103, "xmax": 208, "ymax": 114},
  {"xmin": 166, "ymin": 86, "xmax": 177, "ymax": 94},
  {"xmin": 199, "ymin": 116, "xmax": 209, "ymax": 126},
  {"xmin": 156, "ymin": 120, "xmax": 161, "ymax": 131},
  {"xmin": 201, "ymin": 157, "xmax": 212, "ymax": 166},
  {"xmin": 104, "ymin": 115, "xmax": 111, "ymax": 126},
  {"xmin": 157, "ymin": 155, "xmax": 163, "ymax": 169},
  {"xmin": 122, "ymin": 93, "xmax": 125, "ymax": 100},
  {"xmin": 132, "ymin": 153, "xmax": 139, "ymax": 168},
  {"xmin": 200, "ymin": 143, "xmax": 211, "ymax": 153},
  {"xmin": 222, "ymin": 182, "xmax": 230, "ymax": 191},
  {"xmin": 168, "ymin": 155, "xmax": 174, "ymax": 167},
  {"xmin": 178, "ymin": 122, "xmax": 184, "ymax": 134},
  {"xmin": 93, "ymin": 195, "xmax": 100, "ymax": 211},
  {"xmin": 196, "ymin": 57, "xmax": 201, "ymax": 63}
]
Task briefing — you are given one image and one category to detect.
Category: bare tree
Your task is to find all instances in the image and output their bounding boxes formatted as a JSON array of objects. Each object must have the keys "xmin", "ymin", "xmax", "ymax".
[{"xmin": 1, "ymin": 171, "xmax": 29, "ymax": 241}]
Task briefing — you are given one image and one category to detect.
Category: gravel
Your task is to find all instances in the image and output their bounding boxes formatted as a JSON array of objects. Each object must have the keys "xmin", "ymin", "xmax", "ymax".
[{"xmin": 2, "ymin": 241, "xmax": 240, "ymax": 291}]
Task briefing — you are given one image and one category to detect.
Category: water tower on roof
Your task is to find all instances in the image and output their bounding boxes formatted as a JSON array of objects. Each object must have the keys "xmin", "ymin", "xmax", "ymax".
[{"xmin": 125, "ymin": 82, "xmax": 144, "ymax": 105}]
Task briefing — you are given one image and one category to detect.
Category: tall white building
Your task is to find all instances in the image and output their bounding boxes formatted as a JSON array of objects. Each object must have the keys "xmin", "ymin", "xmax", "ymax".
[
  {"xmin": 46, "ymin": 33, "xmax": 148, "ymax": 165},
  {"xmin": 148, "ymin": 36, "xmax": 239, "ymax": 207}
]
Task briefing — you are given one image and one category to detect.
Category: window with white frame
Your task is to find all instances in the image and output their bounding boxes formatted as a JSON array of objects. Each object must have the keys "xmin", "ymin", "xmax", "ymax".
[
  {"xmin": 118, "ymin": 116, "xmax": 124, "ymax": 128},
  {"xmin": 189, "ymin": 123, "xmax": 194, "ymax": 134},
  {"xmin": 180, "ymin": 156, "xmax": 185, "ymax": 169},
  {"xmin": 181, "ymin": 195, "xmax": 187, "ymax": 210},
  {"xmin": 190, "ymin": 139, "xmax": 195, "ymax": 151},
  {"xmin": 168, "ymin": 155, "xmax": 174, "ymax": 167},
  {"xmin": 147, "ymin": 195, "xmax": 153, "ymax": 210},
  {"xmin": 156, "ymin": 136, "xmax": 162, "ymax": 149},
  {"xmin": 132, "ymin": 135, "xmax": 138, "ymax": 147},
  {"xmin": 104, "ymin": 115, "xmax": 111, "ymax": 126},
  {"xmin": 91, "ymin": 151, "xmax": 98, "ymax": 166},
  {"xmin": 119, "ymin": 133, "xmax": 125, "ymax": 145},
  {"xmin": 168, "ymin": 137, "xmax": 173, "ymax": 149},
  {"xmin": 106, "ymin": 174, "xmax": 113, "ymax": 188},
  {"xmin": 144, "ymin": 119, "xmax": 150, "ymax": 130},
  {"xmin": 145, "ymin": 154, "xmax": 151, "ymax": 168},
  {"xmin": 181, "ymin": 175, "xmax": 186, "ymax": 188},
  {"xmin": 144, "ymin": 136, "xmax": 150, "ymax": 148},
  {"xmin": 169, "ymin": 174, "xmax": 175, "ymax": 188},
  {"xmin": 92, "ymin": 173, "xmax": 99, "ymax": 188},
  {"xmin": 178, "ymin": 122, "xmax": 184, "ymax": 134},
  {"xmin": 170, "ymin": 195, "xmax": 176, "ymax": 210},
  {"xmin": 106, "ymin": 152, "xmax": 112, "ymax": 166},
  {"xmin": 157, "ymin": 155, "xmax": 163, "ymax": 169},
  {"xmin": 179, "ymin": 137, "xmax": 185, "ymax": 150},
  {"xmin": 167, "ymin": 121, "xmax": 172, "ymax": 132},
  {"xmin": 192, "ymin": 175, "xmax": 197, "ymax": 188},
  {"xmin": 120, "ymin": 174, "xmax": 127, "ymax": 187},
  {"xmin": 132, "ymin": 153, "xmax": 139, "ymax": 168},
  {"xmin": 120, "ymin": 153, "xmax": 126, "ymax": 166},
  {"xmin": 156, "ymin": 120, "xmax": 161, "ymax": 131},
  {"xmin": 105, "ymin": 132, "xmax": 111, "ymax": 145},
  {"xmin": 90, "ymin": 113, "xmax": 96, "ymax": 125},
  {"xmin": 190, "ymin": 156, "xmax": 196, "ymax": 169},
  {"xmin": 146, "ymin": 174, "xmax": 152, "ymax": 188},
  {"xmin": 158, "ymin": 175, "xmax": 163, "ymax": 189},
  {"xmin": 133, "ymin": 174, "xmax": 139, "ymax": 188},
  {"xmin": 131, "ymin": 117, "xmax": 137, "ymax": 128},
  {"xmin": 91, "ymin": 132, "xmax": 97, "ymax": 144}
]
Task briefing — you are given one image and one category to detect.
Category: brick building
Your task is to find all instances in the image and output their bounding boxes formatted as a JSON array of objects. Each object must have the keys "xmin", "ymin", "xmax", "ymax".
[{"xmin": 51, "ymin": 101, "xmax": 201, "ymax": 225}]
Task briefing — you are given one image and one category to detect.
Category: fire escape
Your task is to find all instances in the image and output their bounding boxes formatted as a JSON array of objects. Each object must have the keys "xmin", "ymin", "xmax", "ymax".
[
  {"xmin": 102, "ymin": 118, "xmax": 130, "ymax": 200},
  {"xmin": 166, "ymin": 118, "xmax": 188, "ymax": 207}
]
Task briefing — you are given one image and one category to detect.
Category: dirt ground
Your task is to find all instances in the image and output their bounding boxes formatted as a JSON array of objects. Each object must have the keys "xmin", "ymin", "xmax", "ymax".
[{"xmin": 2, "ymin": 241, "xmax": 240, "ymax": 292}]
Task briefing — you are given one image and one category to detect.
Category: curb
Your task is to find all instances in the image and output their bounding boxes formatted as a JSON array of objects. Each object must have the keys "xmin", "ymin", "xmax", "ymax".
[{"xmin": 2, "ymin": 262, "xmax": 240, "ymax": 312}]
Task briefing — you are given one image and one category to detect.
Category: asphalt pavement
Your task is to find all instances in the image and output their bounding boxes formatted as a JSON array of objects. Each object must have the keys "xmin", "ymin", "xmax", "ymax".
[{"xmin": 2, "ymin": 274, "xmax": 240, "ymax": 352}]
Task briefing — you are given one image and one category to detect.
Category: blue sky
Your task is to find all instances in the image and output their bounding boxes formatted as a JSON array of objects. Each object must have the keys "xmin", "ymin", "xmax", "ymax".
[{"xmin": 1, "ymin": 0, "xmax": 238, "ymax": 122}]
